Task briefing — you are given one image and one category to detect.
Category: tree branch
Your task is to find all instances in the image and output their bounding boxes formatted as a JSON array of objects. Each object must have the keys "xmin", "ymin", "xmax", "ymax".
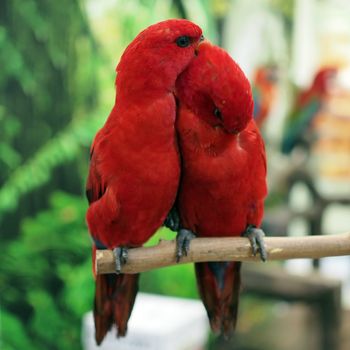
[{"xmin": 96, "ymin": 233, "xmax": 350, "ymax": 274}]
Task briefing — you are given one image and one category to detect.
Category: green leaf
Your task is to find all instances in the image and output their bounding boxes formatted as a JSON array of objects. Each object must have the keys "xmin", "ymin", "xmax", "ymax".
[{"xmin": 0, "ymin": 310, "xmax": 36, "ymax": 350}]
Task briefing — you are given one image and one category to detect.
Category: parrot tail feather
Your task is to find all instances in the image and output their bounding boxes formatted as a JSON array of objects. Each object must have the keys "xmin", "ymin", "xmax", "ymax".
[
  {"xmin": 94, "ymin": 273, "xmax": 139, "ymax": 344},
  {"xmin": 195, "ymin": 261, "xmax": 241, "ymax": 337}
]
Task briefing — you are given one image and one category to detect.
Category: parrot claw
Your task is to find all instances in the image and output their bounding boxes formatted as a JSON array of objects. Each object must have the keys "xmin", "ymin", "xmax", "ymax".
[
  {"xmin": 243, "ymin": 225, "xmax": 267, "ymax": 262},
  {"xmin": 164, "ymin": 207, "xmax": 180, "ymax": 232},
  {"xmin": 113, "ymin": 247, "xmax": 128, "ymax": 274},
  {"xmin": 176, "ymin": 229, "xmax": 196, "ymax": 262}
]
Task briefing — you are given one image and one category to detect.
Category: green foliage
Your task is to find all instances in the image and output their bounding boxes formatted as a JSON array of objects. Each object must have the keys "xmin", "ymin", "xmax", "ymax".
[
  {"xmin": 0, "ymin": 0, "xmax": 99, "ymax": 230},
  {"xmin": 141, "ymin": 264, "xmax": 198, "ymax": 298},
  {"xmin": 0, "ymin": 0, "xmax": 98, "ymax": 348},
  {"xmin": 0, "ymin": 310, "xmax": 37, "ymax": 350},
  {"xmin": 0, "ymin": 112, "xmax": 103, "ymax": 218},
  {"xmin": 0, "ymin": 192, "xmax": 93, "ymax": 350}
]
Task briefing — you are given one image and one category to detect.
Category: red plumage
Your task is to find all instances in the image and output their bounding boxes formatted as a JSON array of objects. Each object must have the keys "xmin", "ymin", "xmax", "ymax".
[
  {"xmin": 175, "ymin": 42, "xmax": 267, "ymax": 336},
  {"xmin": 86, "ymin": 19, "xmax": 202, "ymax": 344}
]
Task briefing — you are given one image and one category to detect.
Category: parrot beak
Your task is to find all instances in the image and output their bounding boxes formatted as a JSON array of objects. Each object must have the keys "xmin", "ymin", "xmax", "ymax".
[
  {"xmin": 195, "ymin": 35, "xmax": 206, "ymax": 55},
  {"xmin": 223, "ymin": 129, "xmax": 238, "ymax": 135}
]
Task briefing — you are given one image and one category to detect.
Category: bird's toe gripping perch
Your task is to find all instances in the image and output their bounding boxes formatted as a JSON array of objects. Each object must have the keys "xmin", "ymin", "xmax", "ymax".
[
  {"xmin": 243, "ymin": 225, "xmax": 267, "ymax": 262},
  {"xmin": 113, "ymin": 247, "xmax": 129, "ymax": 274},
  {"xmin": 176, "ymin": 229, "xmax": 196, "ymax": 262}
]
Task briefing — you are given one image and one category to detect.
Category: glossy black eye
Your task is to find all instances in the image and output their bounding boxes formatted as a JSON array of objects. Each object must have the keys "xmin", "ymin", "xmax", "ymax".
[
  {"xmin": 214, "ymin": 108, "xmax": 222, "ymax": 120},
  {"xmin": 176, "ymin": 36, "xmax": 191, "ymax": 48}
]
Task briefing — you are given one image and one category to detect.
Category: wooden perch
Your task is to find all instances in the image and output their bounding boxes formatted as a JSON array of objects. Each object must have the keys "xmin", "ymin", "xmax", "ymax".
[{"xmin": 96, "ymin": 233, "xmax": 350, "ymax": 274}]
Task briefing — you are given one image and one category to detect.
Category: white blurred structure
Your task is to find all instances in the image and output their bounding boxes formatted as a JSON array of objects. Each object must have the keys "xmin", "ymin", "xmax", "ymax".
[
  {"xmin": 291, "ymin": 0, "xmax": 319, "ymax": 88},
  {"xmin": 82, "ymin": 293, "xmax": 209, "ymax": 350},
  {"xmin": 223, "ymin": 0, "xmax": 288, "ymax": 80}
]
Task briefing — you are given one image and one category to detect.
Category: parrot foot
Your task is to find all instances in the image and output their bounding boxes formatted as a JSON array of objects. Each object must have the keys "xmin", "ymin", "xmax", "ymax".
[
  {"xmin": 243, "ymin": 225, "xmax": 267, "ymax": 262},
  {"xmin": 176, "ymin": 229, "xmax": 196, "ymax": 263},
  {"xmin": 113, "ymin": 247, "xmax": 128, "ymax": 274},
  {"xmin": 164, "ymin": 207, "xmax": 180, "ymax": 232}
]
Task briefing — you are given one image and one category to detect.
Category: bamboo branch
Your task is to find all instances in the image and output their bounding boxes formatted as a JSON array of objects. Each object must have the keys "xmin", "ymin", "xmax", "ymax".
[{"xmin": 96, "ymin": 233, "xmax": 350, "ymax": 274}]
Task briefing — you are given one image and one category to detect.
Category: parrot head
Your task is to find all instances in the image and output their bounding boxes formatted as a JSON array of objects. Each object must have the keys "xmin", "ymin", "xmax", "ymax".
[
  {"xmin": 176, "ymin": 41, "xmax": 253, "ymax": 134},
  {"xmin": 116, "ymin": 19, "xmax": 203, "ymax": 92},
  {"xmin": 311, "ymin": 67, "xmax": 337, "ymax": 94},
  {"xmin": 297, "ymin": 67, "xmax": 337, "ymax": 107},
  {"xmin": 255, "ymin": 65, "xmax": 279, "ymax": 85}
]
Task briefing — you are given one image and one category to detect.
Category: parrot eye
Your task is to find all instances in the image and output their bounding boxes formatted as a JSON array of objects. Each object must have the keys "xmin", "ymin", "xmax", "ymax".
[
  {"xmin": 176, "ymin": 36, "xmax": 191, "ymax": 48},
  {"xmin": 213, "ymin": 108, "xmax": 222, "ymax": 120}
]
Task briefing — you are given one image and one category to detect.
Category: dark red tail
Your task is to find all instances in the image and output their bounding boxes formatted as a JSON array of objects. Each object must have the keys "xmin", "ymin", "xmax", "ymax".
[
  {"xmin": 195, "ymin": 261, "xmax": 241, "ymax": 337},
  {"xmin": 94, "ymin": 273, "xmax": 139, "ymax": 344}
]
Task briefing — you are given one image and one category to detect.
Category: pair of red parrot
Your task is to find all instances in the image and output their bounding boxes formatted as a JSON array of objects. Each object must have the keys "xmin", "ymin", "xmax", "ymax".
[{"xmin": 86, "ymin": 19, "xmax": 267, "ymax": 344}]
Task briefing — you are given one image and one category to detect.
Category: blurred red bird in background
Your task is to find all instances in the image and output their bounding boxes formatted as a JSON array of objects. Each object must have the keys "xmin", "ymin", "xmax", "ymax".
[
  {"xmin": 252, "ymin": 65, "xmax": 279, "ymax": 128},
  {"xmin": 85, "ymin": 19, "xmax": 203, "ymax": 344},
  {"xmin": 175, "ymin": 41, "xmax": 267, "ymax": 336},
  {"xmin": 281, "ymin": 67, "xmax": 337, "ymax": 154}
]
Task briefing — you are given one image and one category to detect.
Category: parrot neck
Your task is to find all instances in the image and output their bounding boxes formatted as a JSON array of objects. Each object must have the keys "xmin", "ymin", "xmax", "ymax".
[
  {"xmin": 105, "ymin": 94, "xmax": 177, "ymax": 147},
  {"xmin": 115, "ymin": 54, "xmax": 183, "ymax": 100},
  {"xmin": 297, "ymin": 88, "xmax": 322, "ymax": 108}
]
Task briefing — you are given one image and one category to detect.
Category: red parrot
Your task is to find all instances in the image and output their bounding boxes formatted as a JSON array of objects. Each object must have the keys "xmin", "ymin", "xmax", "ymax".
[
  {"xmin": 281, "ymin": 67, "xmax": 337, "ymax": 154},
  {"xmin": 174, "ymin": 41, "xmax": 267, "ymax": 336},
  {"xmin": 252, "ymin": 65, "xmax": 278, "ymax": 128},
  {"xmin": 86, "ymin": 19, "xmax": 203, "ymax": 344}
]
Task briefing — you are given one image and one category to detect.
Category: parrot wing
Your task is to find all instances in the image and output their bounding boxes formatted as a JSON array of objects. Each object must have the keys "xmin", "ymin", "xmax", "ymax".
[
  {"xmin": 86, "ymin": 133, "xmax": 139, "ymax": 343},
  {"xmin": 86, "ymin": 138, "xmax": 106, "ymax": 205},
  {"xmin": 85, "ymin": 129, "xmax": 121, "ymax": 248},
  {"xmin": 281, "ymin": 97, "xmax": 320, "ymax": 154}
]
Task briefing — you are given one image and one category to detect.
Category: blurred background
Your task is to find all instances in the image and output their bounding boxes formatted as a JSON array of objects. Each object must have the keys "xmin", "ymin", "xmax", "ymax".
[{"xmin": 1, "ymin": 0, "xmax": 350, "ymax": 349}]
